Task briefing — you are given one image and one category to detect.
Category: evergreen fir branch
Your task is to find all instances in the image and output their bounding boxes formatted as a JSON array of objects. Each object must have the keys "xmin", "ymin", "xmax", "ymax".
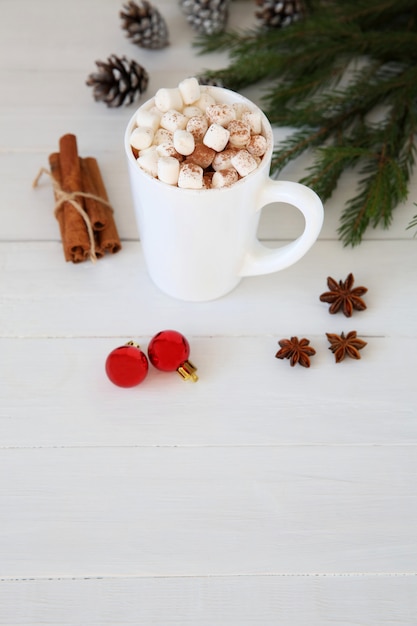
[
  {"xmin": 338, "ymin": 101, "xmax": 417, "ymax": 244},
  {"xmin": 194, "ymin": 28, "xmax": 254, "ymax": 55},
  {"xmin": 195, "ymin": 0, "xmax": 417, "ymax": 245},
  {"xmin": 407, "ymin": 206, "xmax": 417, "ymax": 235},
  {"xmin": 264, "ymin": 52, "xmax": 416, "ymax": 127},
  {"xmin": 262, "ymin": 55, "xmax": 357, "ymax": 117},
  {"xmin": 337, "ymin": 156, "xmax": 408, "ymax": 245},
  {"xmin": 298, "ymin": 145, "xmax": 367, "ymax": 203},
  {"xmin": 271, "ymin": 128, "xmax": 326, "ymax": 173},
  {"xmin": 336, "ymin": 0, "xmax": 417, "ymax": 30}
]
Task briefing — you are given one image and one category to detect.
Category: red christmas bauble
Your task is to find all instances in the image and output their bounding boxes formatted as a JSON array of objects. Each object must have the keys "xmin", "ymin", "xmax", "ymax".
[
  {"xmin": 147, "ymin": 330, "xmax": 190, "ymax": 372},
  {"xmin": 105, "ymin": 344, "xmax": 149, "ymax": 387}
]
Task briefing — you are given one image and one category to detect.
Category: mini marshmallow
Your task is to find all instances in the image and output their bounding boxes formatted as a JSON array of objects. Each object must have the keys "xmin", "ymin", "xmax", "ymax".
[
  {"xmin": 129, "ymin": 126, "xmax": 154, "ymax": 151},
  {"xmin": 156, "ymin": 142, "xmax": 183, "ymax": 160},
  {"xmin": 160, "ymin": 109, "xmax": 188, "ymax": 132},
  {"xmin": 178, "ymin": 163, "xmax": 203, "ymax": 189},
  {"xmin": 157, "ymin": 156, "xmax": 180, "ymax": 186},
  {"xmin": 227, "ymin": 120, "xmax": 251, "ymax": 148},
  {"xmin": 153, "ymin": 128, "xmax": 174, "ymax": 145},
  {"xmin": 154, "ymin": 87, "xmax": 183, "ymax": 113},
  {"xmin": 186, "ymin": 115, "xmax": 209, "ymax": 142},
  {"xmin": 138, "ymin": 145, "xmax": 158, "ymax": 157},
  {"xmin": 137, "ymin": 147, "xmax": 159, "ymax": 177},
  {"xmin": 173, "ymin": 129, "xmax": 195, "ymax": 156},
  {"xmin": 246, "ymin": 134, "xmax": 267, "ymax": 157},
  {"xmin": 230, "ymin": 149, "xmax": 258, "ymax": 177},
  {"xmin": 212, "ymin": 148, "xmax": 238, "ymax": 171},
  {"xmin": 183, "ymin": 105, "xmax": 204, "ymax": 118},
  {"xmin": 135, "ymin": 108, "xmax": 161, "ymax": 132},
  {"xmin": 203, "ymin": 123, "xmax": 230, "ymax": 152},
  {"xmin": 232, "ymin": 103, "xmax": 250, "ymax": 120},
  {"xmin": 186, "ymin": 144, "xmax": 215, "ymax": 169},
  {"xmin": 241, "ymin": 110, "xmax": 263, "ymax": 135},
  {"xmin": 178, "ymin": 77, "xmax": 201, "ymax": 105},
  {"xmin": 194, "ymin": 92, "xmax": 216, "ymax": 112},
  {"xmin": 212, "ymin": 167, "xmax": 239, "ymax": 188},
  {"xmin": 206, "ymin": 104, "xmax": 236, "ymax": 127}
]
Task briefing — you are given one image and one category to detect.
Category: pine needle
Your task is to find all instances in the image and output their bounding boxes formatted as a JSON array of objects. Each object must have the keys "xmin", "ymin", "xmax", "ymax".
[{"xmin": 195, "ymin": 0, "xmax": 417, "ymax": 245}]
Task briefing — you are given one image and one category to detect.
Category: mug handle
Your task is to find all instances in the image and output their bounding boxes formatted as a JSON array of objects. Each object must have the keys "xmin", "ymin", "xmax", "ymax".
[{"xmin": 239, "ymin": 180, "xmax": 324, "ymax": 276}]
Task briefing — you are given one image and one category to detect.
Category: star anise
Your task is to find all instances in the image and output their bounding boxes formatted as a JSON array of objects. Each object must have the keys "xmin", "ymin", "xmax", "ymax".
[
  {"xmin": 320, "ymin": 273, "xmax": 367, "ymax": 317},
  {"xmin": 275, "ymin": 336, "xmax": 316, "ymax": 368},
  {"xmin": 326, "ymin": 331, "xmax": 367, "ymax": 363}
]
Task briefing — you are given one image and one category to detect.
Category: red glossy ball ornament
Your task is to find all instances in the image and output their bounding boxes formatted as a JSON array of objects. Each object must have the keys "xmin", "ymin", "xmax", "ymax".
[
  {"xmin": 148, "ymin": 330, "xmax": 198, "ymax": 382},
  {"xmin": 105, "ymin": 342, "xmax": 149, "ymax": 387}
]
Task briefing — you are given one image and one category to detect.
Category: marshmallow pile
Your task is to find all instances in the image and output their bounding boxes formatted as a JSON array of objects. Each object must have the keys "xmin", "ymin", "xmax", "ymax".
[{"xmin": 129, "ymin": 77, "xmax": 268, "ymax": 189}]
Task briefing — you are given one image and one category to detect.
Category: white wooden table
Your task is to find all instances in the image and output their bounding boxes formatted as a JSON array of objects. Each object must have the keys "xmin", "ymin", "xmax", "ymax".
[{"xmin": 1, "ymin": 1, "xmax": 417, "ymax": 623}]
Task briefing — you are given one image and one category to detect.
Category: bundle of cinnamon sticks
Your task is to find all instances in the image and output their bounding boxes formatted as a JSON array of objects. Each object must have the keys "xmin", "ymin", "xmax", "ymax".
[{"xmin": 47, "ymin": 133, "xmax": 121, "ymax": 263}]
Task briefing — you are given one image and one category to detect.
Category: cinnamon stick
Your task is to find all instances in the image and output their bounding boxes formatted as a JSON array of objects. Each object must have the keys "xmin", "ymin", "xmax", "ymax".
[
  {"xmin": 83, "ymin": 156, "xmax": 122, "ymax": 255},
  {"xmin": 80, "ymin": 157, "xmax": 109, "ymax": 232},
  {"xmin": 37, "ymin": 133, "xmax": 121, "ymax": 262},
  {"xmin": 59, "ymin": 134, "xmax": 91, "ymax": 263},
  {"xmin": 48, "ymin": 152, "xmax": 71, "ymax": 262}
]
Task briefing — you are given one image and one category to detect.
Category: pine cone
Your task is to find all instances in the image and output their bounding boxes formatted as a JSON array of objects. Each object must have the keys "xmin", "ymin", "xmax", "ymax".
[
  {"xmin": 86, "ymin": 55, "xmax": 149, "ymax": 107},
  {"xmin": 120, "ymin": 0, "xmax": 169, "ymax": 49},
  {"xmin": 255, "ymin": 0, "xmax": 304, "ymax": 28},
  {"xmin": 179, "ymin": 0, "xmax": 231, "ymax": 35}
]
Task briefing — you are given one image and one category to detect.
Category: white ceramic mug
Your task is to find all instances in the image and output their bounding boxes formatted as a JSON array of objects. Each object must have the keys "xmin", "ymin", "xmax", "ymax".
[{"xmin": 124, "ymin": 86, "xmax": 324, "ymax": 301}]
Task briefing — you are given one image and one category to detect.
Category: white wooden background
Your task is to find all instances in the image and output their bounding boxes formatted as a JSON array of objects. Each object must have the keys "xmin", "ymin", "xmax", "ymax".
[{"xmin": 1, "ymin": 1, "xmax": 417, "ymax": 623}]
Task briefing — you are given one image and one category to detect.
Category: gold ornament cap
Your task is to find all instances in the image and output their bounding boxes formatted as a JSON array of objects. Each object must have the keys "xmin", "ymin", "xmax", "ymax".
[
  {"xmin": 177, "ymin": 360, "xmax": 198, "ymax": 382},
  {"xmin": 125, "ymin": 340, "xmax": 141, "ymax": 349}
]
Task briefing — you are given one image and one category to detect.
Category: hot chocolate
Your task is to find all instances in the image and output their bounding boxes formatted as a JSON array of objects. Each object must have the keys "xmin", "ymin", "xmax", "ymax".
[{"xmin": 128, "ymin": 77, "xmax": 268, "ymax": 190}]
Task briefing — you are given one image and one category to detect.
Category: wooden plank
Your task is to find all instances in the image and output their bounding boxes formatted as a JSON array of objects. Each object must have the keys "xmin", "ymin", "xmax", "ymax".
[
  {"xmin": 0, "ymin": 240, "xmax": 415, "ymax": 337},
  {"xmin": 0, "ymin": 336, "xmax": 416, "ymax": 447},
  {"xmin": 1, "ymin": 1, "xmax": 417, "ymax": 623},
  {"xmin": 2, "ymin": 152, "xmax": 138, "ymax": 242},
  {"xmin": 2, "ymin": 151, "xmax": 417, "ymax": 242},
  {"xmin": 0, "ymin": 446, "xmax": 416, "ymax": 577},
  {"xmin": 0, "ymin": 0, "xmax": 254, "ymax": 74},
  {"xmin": 2, "ymin": 2, "xmax": 416, "ymax": 245},
  {"xmin": 0, "ymin": 574, "xmax": 416, "ymax": 625}
]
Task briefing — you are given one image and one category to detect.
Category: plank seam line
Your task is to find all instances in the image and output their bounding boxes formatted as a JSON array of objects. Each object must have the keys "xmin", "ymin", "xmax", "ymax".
[
  {"xmin": 1, "ymin": 443, "xmax": 417, "ymax": 451},
  {"xmin": 1, "ymin": 573, "xmax": 417, "ymax": 583}
]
